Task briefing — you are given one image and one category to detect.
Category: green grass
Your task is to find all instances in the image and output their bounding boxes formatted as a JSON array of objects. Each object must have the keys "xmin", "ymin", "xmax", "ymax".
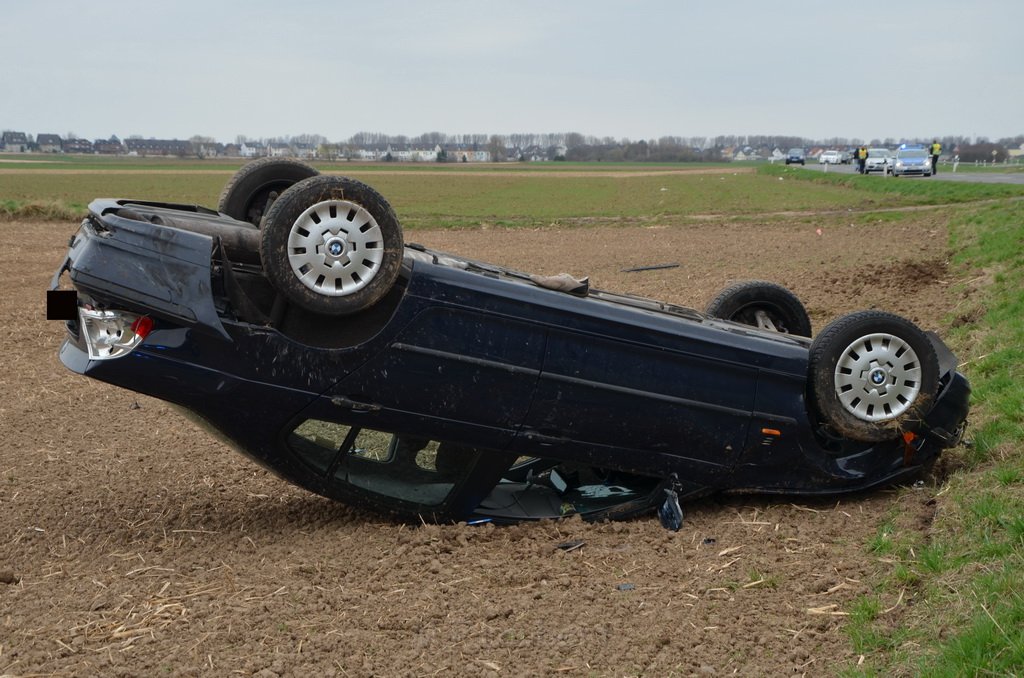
[
  {"xmin": 939, "ymin": 163, "xmax": 1024, "ymax": 174},
  {"xmin": 4, "ymin": 159, "xmax": 1022, "ymax": 226},
  {"xmin": 760, "ymin": 163, "xmax": 1024, "ymax": 204},
  {"xmin": 841, "ymin": 199, "xmax": 1024, "ymax": 676},
  {"xmin": 0, "ymin": 164, "xmax": 891, "ymax": 227}
]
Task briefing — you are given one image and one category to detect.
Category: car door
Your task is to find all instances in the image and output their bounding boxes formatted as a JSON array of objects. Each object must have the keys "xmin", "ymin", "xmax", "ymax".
[
  {"xmin": 323, "ymin": 306, "xmax": 546, "ymax": 449},
  {"xmin": 515, "ymin": 327, "xmax": 758, "ymax": 485}
]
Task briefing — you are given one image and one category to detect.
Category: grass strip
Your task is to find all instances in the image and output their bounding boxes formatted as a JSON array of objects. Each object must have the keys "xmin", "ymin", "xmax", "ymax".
[{"xmin": 842, "ymin": 199, "xmax": 1024, "ymax": 676}]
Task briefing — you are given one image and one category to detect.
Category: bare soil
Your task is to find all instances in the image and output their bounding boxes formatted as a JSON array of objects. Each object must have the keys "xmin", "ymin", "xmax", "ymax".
[{"xmin": 1, "ymin": 211, "xmax": 956, "ymax": 677}]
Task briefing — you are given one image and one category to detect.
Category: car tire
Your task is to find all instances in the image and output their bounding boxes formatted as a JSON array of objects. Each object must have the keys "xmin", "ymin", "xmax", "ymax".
[
  {"xmin": 705, "ymin": 280, "xmax": 812, "ymax": 337},
  {"xmin": 808, "ymin": 310, "xmax": 939, "ymax": 442},
  {"xmin": 260, "ymin": 175, "xmax": 404, "ymax": 316},
  {"xmin": 219, "ymin": 157, "xmax": 320, "ymax": 226}
]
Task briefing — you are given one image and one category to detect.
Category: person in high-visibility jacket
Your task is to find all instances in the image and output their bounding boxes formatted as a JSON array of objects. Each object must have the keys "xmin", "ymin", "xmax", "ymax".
[
  {"xmin": 856, "ymin": 146, "xmax": 868, "ymax": 174},
  {"xmin": 930, "ymin": 140, "xmax": 942, "ymax": 175}
]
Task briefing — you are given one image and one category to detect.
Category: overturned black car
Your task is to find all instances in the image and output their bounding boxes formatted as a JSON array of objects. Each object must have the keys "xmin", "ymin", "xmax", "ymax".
[{"xmin": 49, "ymin": 159, "xmax": 970, "ymax": 527}]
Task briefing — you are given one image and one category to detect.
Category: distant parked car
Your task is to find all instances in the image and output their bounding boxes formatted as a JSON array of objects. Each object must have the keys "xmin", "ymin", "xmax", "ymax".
[
  {"xmin": 891, "ymin": 146, "xmax": 932, "ymax": 177},
  {"xmin": 839, "ymin": 151, "xmax": 852, "ymax": 164},
  {"xmin": 864, "ymin": 148, "xmax": 892, "ymax": 174},
  {"xmin": 818, "ymin": 150, "xmax": 841, "ymax": 165},
  {"xmin": 785, "ymin": 148, "xmax": 805, "ymax": 165}
]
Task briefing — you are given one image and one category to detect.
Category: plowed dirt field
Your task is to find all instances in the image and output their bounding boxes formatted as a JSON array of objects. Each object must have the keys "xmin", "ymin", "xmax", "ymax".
[{"xmin": 1, "ymin": 210, "xmax": 958, "ymax": 677}]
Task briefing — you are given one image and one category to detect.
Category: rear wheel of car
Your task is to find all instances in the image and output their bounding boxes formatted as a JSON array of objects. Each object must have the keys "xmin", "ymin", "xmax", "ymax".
[
  {"xmin": 260, "ymin": 175, "xmax": 404, "ymax": 316},
  {"xmin": 219, "ymin": 157, "xmax": 320, "ymax": 226},
  {"xmin": 705, "ymin": 280, "xmax": 812, "ymax": 337},
  {"xmin": 808, "ymin": 310, "xmax": 939, "ymax": 442}
]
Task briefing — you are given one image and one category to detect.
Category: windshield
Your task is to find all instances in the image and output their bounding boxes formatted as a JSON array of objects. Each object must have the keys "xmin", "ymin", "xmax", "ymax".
[
  {"xmin": 900, "ymin": 149, "xmax": 928, "ymax": 158},
  {"xmin": 788, "ymin": 148, "xmax": 803, "ymax": 154},
  {"xmin": 869, "ymin": 149, "xmax": 889, "ymax": 156}
]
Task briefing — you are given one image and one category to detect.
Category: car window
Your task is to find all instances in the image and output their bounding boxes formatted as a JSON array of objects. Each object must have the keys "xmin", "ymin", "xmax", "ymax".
[
  {"xmin": 901, "ymin": 149, "xmax": 927, "ymax": 158},
  {"xmin": 288, "ymin": 419, "xmax": 477, "ymax": 506}
]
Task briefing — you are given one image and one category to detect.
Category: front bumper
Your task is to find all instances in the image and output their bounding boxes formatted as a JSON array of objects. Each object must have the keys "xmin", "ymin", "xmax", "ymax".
[{"xmin": 893, "ymin": 164, "xmax": 929, "ymax": 175}]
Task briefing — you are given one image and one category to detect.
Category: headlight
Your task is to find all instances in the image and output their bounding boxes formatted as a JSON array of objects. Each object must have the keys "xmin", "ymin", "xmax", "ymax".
[{"xmin": 79, "ymin": 307, "xmax": 153, "ymax": 360}]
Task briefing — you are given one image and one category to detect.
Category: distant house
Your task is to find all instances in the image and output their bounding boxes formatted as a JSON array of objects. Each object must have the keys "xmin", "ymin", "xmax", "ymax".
[
  {"xmin": 292, "ymin": 143, "xmax": 317, "ymax": 159},
  {"xmin": 36, "ymin": 134, "xmax": 63, "ymax": 153},
  {"xmin": 404, "ymin": 144, "xmax": 439, "ymax": 162},
  {"xmin": 193, "ymin": 141, "xmax": 225, "ymax": 158},
  {"xmin": 355, "ymin": 145, "xmax": 387, "ymax": 161},
  {"xmin": 522, "ymin": 145, "xmax": 548, "ymax": 162},
  {"xmin": 94, "ymin": 139, "xmax": 125, "ymax": 154},
  {"xmin": 238, "ymin": 143, "xmax": 259, "ymax": 158},
  {"xmin": 268, "ymin": 143, "xmax": 292, "ymax": 157},
  {"xmin": 63, "ymin": 138, "xmax": 94, "ymax": 154},
  {"xmin": 124, "ymin": 138, "xmax": 191, "ymax": 156},
  {"xmin": 386, "ymin": 143, "xmax": 413, "ymax": 161},
  {"xmin": 1, "ymin": 131, "xmax": 29, "ymax": 152},
  {"xmin": 441, "ymin": 144, "xmax": 490, "ymax": 162}
]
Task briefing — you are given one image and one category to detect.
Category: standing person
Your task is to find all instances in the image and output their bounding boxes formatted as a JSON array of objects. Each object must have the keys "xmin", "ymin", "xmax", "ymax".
[
  {"xmin": 857, "ymin": 146, "xmax": 867, "ymax": 174},
  {"xmin": 930, "ymin": 140, "xmax": 942, "ymax": 175}
]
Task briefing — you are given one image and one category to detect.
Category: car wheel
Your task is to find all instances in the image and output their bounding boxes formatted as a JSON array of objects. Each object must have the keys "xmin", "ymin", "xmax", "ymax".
[
  {"xmin": 808, "ymin": 310, "xmax": 939, "ymax": 442},
  {"xmin": 260, "ymin": 175, "xmax": 404, "ymax": 316},
  {"xmin": 219, "ymin": 157, "xmax": 320, "ymax": 226},
  {"xmin": 705, "ymin": 280, "xmax": 812, "ymax": 337}
]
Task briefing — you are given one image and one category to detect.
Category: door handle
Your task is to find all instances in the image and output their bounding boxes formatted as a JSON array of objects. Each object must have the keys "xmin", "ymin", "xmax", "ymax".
[
  {"xmin": 521, "ymin": 429, "xmax": 569, "ymax": 446},
  {"xmin": 330, "ymin": 395, "xmax": 381, "ymax": 412}
]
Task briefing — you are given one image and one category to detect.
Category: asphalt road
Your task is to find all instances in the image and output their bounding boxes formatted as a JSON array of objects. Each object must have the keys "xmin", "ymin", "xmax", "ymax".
[{"xmin": 797, "ymin": 161, "xmax": 1024, "ymax": 185}]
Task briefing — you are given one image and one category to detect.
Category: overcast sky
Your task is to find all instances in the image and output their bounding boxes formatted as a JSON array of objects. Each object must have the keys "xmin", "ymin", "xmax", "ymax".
[{"xmin": 3, "ymin": 1, "xmax": 1021, "ymax": 144}]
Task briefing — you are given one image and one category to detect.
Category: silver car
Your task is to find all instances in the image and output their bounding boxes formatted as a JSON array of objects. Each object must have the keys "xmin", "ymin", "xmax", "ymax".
[
  {"xmin": 818, "ymin": 150, "xmax": 841, "ymax": 164},
  {"xmin": 891, "ymin": 148, "xmax": 932, "ymax": 177},
  {"xmin": 864, "ymin": 148, "xmax": 891, "ymax": 174}
]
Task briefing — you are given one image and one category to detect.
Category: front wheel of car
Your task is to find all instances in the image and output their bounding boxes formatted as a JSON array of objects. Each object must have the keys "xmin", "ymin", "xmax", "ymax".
[
  {"xmin": 705, "ymin": 280, "xmax": 812, "ymax": 337},
  {"xmin": 219, "ymin": 157, "xmax": 320, "ymax": 226},
  {"xmin": 808, "ymin": 310, "xmax": 939, "ymax": 442},
  {"xmin": 260, "ymin": 175, "xmax": 404, "ymax": 316}
]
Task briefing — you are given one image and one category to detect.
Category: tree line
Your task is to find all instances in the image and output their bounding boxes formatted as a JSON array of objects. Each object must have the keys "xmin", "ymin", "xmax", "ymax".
[{"xmin": 8, "ymin": 129, "xmax": 1022, "ymax": 163}]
